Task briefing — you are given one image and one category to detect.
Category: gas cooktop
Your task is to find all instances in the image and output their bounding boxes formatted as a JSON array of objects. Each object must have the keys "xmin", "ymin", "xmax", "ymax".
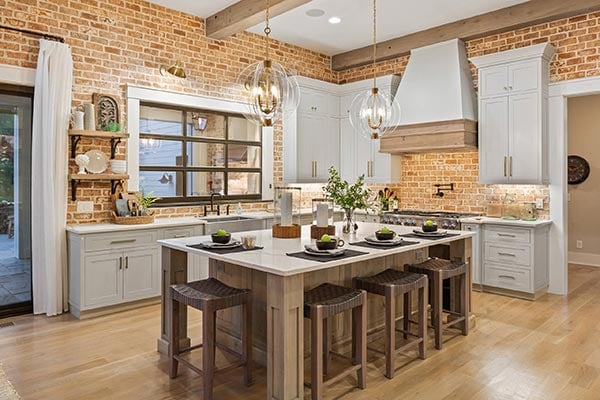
[
  {"xmin": 385, "ymin": 210, "xmax": 481, "ymax": 218},
  {"xmin": 380, "ymin": 210, "xmax": 481, "ymax": 230}
]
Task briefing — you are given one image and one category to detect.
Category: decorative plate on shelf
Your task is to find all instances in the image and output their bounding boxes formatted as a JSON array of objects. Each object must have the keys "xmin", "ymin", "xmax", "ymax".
[
  {"xmin": 84, "ymin": 149, "xmax": 109, "ymax": 174},
  {"xmin": 568, "ymin": 155, "xmax": 590, "ymax": 185}
]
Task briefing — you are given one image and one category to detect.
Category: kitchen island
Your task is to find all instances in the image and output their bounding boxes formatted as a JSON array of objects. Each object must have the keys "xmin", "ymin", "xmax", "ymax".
[{"xmin": 158, "ymin": 222, "xmax": 474, "ymax": 400}]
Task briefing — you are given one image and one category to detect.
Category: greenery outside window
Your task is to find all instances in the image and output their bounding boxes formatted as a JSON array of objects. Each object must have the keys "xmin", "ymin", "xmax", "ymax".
[{"xmin": 139, "ymin": 103, "xmax": 262, "ymax": 205}]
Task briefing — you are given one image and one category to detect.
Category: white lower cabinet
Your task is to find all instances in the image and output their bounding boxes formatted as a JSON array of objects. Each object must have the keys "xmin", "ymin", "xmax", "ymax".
[
  {"xmin": 480, "ymin": 223, "xmax": 549, "ymax": 299},
  {"xmin": 123, "ymin": 248, "xmax": 160, "ymax": 301},
  {"xmin": 83, "ymin": 251, "xmax": 123, "ymax": 308}
]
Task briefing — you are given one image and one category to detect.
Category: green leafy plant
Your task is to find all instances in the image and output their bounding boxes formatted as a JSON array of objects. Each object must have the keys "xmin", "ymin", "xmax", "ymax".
[
  {"xmin": 134, "ymin": 187, "xmax": 160, "ymax": 215},
  {"xmin": 322, "ymin": 167, "xmax": 372, "ymax": 211}
]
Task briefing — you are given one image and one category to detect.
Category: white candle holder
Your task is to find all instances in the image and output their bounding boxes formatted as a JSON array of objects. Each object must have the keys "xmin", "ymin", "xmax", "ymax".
[
  {"xmin": 311, "ymin": 198, "xmax": 335, "ymax": 239},
  {"xmin": 272, "ymin": 186, "xmax": 301, "ymax": 238}
]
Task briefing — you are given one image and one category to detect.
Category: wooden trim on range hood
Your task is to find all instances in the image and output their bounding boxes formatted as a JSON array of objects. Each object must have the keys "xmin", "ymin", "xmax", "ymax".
[{"xmin": 380, "ymin": 119, "xmax": 478, "ymax": 154}]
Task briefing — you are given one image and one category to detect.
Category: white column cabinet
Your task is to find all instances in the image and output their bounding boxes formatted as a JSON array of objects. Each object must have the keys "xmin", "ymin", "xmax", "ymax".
[{"xmin": 471, "ymin": 44, "xmax": 555, "ymax": 185}]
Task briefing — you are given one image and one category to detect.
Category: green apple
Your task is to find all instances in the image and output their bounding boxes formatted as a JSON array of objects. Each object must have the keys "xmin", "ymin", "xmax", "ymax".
[
  {"xmin": 215, "ymin": 229, "xmax": 228, "ymax": 236},
  {"xmin": 379, "ymin": 227, "xmax": 391, "ymax": 233},
  {"xmin": 320, "ymin": 234, "xmax": 332, "ymax": 242},
  {"xmin": 424, "ymin": 220, "xmax": 435, "ymax": 227}
]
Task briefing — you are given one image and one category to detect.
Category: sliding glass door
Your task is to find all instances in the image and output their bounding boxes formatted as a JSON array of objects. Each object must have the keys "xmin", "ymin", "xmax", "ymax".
[{"xmin": 0, "ymin": 87, "xmax": 32, "ymax": 317}]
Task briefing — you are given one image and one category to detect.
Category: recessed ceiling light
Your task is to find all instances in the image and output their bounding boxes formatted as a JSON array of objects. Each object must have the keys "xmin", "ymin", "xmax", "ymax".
[
  {"xmin": 305, "ymin": 9, "xmax": 325, "ymax": 17},
  {"xmin": 328, "ymin": 16, "xmax": 342, "ymax": 24}
]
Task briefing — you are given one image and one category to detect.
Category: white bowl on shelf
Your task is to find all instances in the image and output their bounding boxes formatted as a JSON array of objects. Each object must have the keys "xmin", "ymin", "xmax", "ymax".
[{"xmin": 110, "ymin": 160, "xmax": 127, "ymax": 174}]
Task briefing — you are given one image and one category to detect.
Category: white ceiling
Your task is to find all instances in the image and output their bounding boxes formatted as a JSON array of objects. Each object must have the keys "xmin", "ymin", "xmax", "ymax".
[{"xmin": 146, "ymin": 0, "xmax": 529, "ymax": 55}]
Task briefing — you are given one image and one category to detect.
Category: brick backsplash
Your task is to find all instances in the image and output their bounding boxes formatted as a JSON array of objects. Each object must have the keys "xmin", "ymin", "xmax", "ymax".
[{"xmin": 3, "ymin": 2, "xmax": 591, "ymax": 223}]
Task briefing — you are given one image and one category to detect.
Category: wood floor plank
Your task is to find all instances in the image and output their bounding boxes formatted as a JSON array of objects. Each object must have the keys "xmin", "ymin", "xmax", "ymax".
[{"xmin": 0, "ymin": 265, "xmax": 598, "ymax": 399}]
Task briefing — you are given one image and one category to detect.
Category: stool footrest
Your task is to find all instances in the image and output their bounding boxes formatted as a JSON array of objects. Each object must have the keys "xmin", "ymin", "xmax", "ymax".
[
  {"xmin": 174, "ymin": 355, "xmax": 246, "ymax": 377},
  {"xmin": 323, "ymin": 364, "xmax": 362, "ymax": 388}
]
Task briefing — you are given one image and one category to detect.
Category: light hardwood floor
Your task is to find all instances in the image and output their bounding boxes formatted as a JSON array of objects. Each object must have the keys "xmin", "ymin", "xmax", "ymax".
[{"xmin": 1, "ymin": 264, "xmax": 599, "ymax": 400}]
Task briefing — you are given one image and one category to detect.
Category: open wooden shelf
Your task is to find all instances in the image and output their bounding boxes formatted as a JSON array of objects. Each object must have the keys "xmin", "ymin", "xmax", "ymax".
[
  {"xmin": 68, "ymin": 130, "xmax": 129, "ymax": 139},
  {"xmin": 69, "ymin": 130, "xmax": 129, "ymax": 159},
  {"xmin": 70, "ymin": 174, "xmax": 129, "ymax": 201}
]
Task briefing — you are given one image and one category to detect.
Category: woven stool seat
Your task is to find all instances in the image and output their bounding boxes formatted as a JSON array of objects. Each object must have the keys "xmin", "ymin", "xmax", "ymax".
[
  {"xmin": 354, "ymin": 269, "xmax": 427, "ymax": 297},
  {"xmin": 304, "ymin": 283, "xmax": 365, "ymax": 319},
  {"xmin": 407, "ymin": 258, "xmax": 467, "ymax": 280},
  {"xmin": 171, "ymin": 278, "xmax": 250, "ymax": 311}
]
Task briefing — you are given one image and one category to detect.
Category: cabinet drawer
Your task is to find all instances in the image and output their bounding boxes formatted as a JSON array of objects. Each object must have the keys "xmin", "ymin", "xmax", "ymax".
[
  {"xmin": 484, "ymin": 242, "xmax": 531, "ymax": 267},
  {"xmin": 84, "ymin": 230, "xmax": 158, "ymax": 252},
  {"xmin": 163, "ymin": 227, "xmax": 198, "ymax": 239},
  {"xmin": 483, "ymin": 263, "xmax": 531, "ymax": 292},
  {"xmin": 484, "ymin": 226, "xmax": 530, "ymax": 244}
]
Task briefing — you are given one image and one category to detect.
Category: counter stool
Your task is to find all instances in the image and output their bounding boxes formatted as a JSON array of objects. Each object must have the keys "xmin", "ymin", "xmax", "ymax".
[
  {"xmin": 304, "ymin": 283, "xmax": 367, "ymax": 400},
  {"xmin": 353, "ymin": 269, "xmax": 428, "ymax": 379},
  {"xmin": 168, "ymin": 278, "xmax": 252, "ymax": 400},
  {"xmin": 406, "ymin": 259, "xmax": 469, "ymax": 350}
]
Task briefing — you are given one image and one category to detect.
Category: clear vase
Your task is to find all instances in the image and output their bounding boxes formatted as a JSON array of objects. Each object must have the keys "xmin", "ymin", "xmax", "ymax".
[{"xmin": 342, "ymin": 208, "xmax": 357, "ymax": 234}]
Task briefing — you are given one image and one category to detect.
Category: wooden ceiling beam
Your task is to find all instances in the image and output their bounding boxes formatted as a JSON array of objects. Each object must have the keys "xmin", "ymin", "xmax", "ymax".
[
  {"xmin": 332, "ymin": 0, "xmax": 600, "ymax": 71},
  {"xmin": 206, "ymin": 0, "xmax": 311, "ymax": 40}
]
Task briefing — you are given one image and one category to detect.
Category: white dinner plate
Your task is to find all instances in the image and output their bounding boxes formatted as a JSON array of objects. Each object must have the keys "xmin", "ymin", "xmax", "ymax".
[
  {"xmin": 304, "ymin": 246, "xmax": 346, "ymax": 257},
  {"xmin": 85, "ymin": 149, "xmax": 109, "ymax": 174},
  {"xmin": 411, "ymin": 229, "xmax": 448, "ymax": 237},
  {"xmin": 201, "ymin": 239, "xmax": 242, "ymax": 249},
  {"xmin": 364, "ymin": 235, "xmax": 404, "ymax": 246}
]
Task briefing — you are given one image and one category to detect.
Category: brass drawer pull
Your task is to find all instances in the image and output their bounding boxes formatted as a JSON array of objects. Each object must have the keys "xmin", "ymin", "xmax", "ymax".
[
  {"xmin": 503, "ymin": 156, "xmax": 507, "ymax": 177},
  {"xmin": 110, "ymin": 239, "xmax": 137, "ymax": 244},
  {"xmin": 119, "ymin": 257, "xmax": 123, "ymax": 270},
  {"xmin": 498, "ymin": 252, "xmax": 516, "ymax": 257},
  {"xmin": 174, "ymin": 234, "xmax": 188, "ymax": 238},
  {"xmin": 125, "ymin": 256, "xmax": 129, "ymax": 269},
  {"xmin": 498, "ymin": 275, "xmax": 516, "ymax": 280},
  {"xmin": 497, "ymin": 233, "xmax": 516, "ymax": 238}
]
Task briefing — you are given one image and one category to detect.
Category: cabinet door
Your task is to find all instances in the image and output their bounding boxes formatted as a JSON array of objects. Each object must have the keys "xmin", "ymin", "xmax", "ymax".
[
  {"xmin": 370, "ymin": 138, "xmax": 393, "ymax": 183},
  {"xmin": 508, "ymin": 60, "xmax": 539, "ymax": 93},
  {"xmin": 315, "ymin": 117, "xmax": 340, "ymax": 180},
  {"xmin": 355, "ymin": 133, "xmax": 372, "ymax": 179},
  {"xmin": 339, "ymin": 118, "xmax": 356, "ymax": 181},
  {"xmin": 123, "ymin": 247, "xmax": 160, "ymax": 300},
  {"xmin": 83, "ymin": 252, "xmax": 123, "ymax": 308},
  {"xmin": 508, "ymin": 92, "xmax": 541, "ymax": 183},
  {"xmin": 480, "ymin": 66, "xmax": 508, "ymax": 98},
  {"xmin": 297, "ymin": 111, "xmax": 327, "ymax": 181},
  {"xmin": 298, "ymin": 88, "xmax": 328, "ymax": 114},
  {"xmin": 479, "ymin": 96, "xmax": 509, "ymax": 183}
]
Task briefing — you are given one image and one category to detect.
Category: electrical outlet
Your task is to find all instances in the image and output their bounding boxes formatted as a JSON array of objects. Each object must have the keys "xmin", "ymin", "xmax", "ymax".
[
  {"xmin": 576, "ymin": 240, "xmax": 583, "ymax": 249},
  {"xmin": 76, "ymin": 201, "xmax": 94, "ymax": 213},
  {"xmin": 535, "ymin": 198, "xmax": 544, "ymax": 209}
]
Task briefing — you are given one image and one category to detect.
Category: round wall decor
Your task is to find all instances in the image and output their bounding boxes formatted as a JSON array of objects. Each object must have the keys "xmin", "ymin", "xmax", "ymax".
[{"xmin": 568, "ymin": 155, "xmax": 590, "ymax": 185}]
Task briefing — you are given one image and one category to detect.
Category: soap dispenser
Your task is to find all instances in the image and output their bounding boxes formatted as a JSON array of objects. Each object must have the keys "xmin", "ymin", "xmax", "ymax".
[{"xmin": 236, "ymin": 202, "xmax": 243, "ymax": 215}]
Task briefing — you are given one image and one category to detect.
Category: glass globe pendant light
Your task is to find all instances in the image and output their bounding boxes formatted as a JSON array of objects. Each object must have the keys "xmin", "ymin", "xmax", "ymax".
[
  {"xmin": 349, "ymin": 0, "xmax": 400, "ymax": 139},
  {"xmin": 238, "ymin": 0, "xmax": 299, "ymax": 126}
]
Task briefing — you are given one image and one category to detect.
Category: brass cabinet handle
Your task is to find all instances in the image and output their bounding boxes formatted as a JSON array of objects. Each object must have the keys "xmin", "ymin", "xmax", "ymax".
[
  {"xmin": 509, "ymin": 156, "xmax": 513, "ymax": 177},
  {"xmin": 498, "ymin": 275, "xmax": 516, "ymax": 280},
  {"xmin": 119, "ymin": 257, "xmax": 123, "ymax": 270},
  {"xmin": 125, "ymin": 256, "xmax": 128, "ymax": 269},
  {"xmin": 314, "ymin": 161, "xmax": 318, "ymax": 177},
  {"xmin": 503, "ymin": 156, "xmax": 507, "ymax": 177},
  {"xmin": 498, "ymin": 252, "xmax": 516, "ymax": 257},
  {"xmin": 174, "ymin": 234, "xmax": 187, "ymax": 238},
  {"xmin": 497, "ymin": 233, "xmax": 516, "ymax": 238},
  {"xmin": 503, "ymin": 86, "xmax": 508, "ymax": 91},
  {"xmin": 111, "ymin": 239, "xmax": 136, "ymax": 244}
]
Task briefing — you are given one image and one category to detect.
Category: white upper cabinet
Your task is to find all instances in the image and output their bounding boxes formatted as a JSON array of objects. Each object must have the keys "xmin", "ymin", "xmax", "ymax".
[{"xmin": 471, "ymin": 43, "xmax": 555, "ymax": 185}]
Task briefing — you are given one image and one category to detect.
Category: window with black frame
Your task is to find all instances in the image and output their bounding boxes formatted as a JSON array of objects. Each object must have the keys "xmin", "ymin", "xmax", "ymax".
[{"xmin": 138, "ymin": 104, "xmax": 262, "ymax": 205}]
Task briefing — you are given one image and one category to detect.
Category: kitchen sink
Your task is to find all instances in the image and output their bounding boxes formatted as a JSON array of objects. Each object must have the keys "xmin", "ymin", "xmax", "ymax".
[{"xmin": 198, "ymin": 215, "xmax": 267, "ymax": 234}]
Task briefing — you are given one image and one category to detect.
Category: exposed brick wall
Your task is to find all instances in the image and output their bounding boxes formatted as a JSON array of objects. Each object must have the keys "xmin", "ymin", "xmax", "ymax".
[{"xmin": 3, "ymin": 3, "xmax": 595, "ymax": 223}]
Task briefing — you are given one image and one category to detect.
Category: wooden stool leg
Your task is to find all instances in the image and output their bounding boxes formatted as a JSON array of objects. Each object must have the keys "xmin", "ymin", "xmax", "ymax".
[
  {"xmin": 418, "ymin": 282, "xmax": 427, "ymax": 360},
  {"xmin": 323, "ymin": 317, "xmax": 331, "ymax": 376},
  {"xmin": 242, "ymin": 298, "xmax": 253, "ymax": 386},
  {"xmin": 384, "ymin": 287, "xmax": 395, "ymax": 379},
  {"xmin": 311, "ymin": 307, "xmax": 324, "ymax": 400},
  {"xmin": 433, "ymin": 273, "xmax": 443, "ymax": 350},
  {"xmin": 461, "ymin": 273, "xmax": 469, "ymax": 336},
  {"xmin": 203, "ymin": 308, "xmax": 216, "ymax": 400},
  {"xmin": 403, "ymin": 291, "xmax": 411, "ymax": 339},
  {"xmin": 353, "ymin": 292, "xmax": 367, "ymax": 389},
  {"xmin": 168, "ymin": 297, "xmax": 179, "ymax": 379}
]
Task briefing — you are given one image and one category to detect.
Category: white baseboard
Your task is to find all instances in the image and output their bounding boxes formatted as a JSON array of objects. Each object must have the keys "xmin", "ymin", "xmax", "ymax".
[{"xmin": 569, "ymin": 251, "xmax": 600, "ymax": 267}]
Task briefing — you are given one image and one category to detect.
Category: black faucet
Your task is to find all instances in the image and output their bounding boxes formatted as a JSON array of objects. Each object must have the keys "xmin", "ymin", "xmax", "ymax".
[{"xmin": 210, "ymin": 192, "xmax": 223, "ymax": 215}]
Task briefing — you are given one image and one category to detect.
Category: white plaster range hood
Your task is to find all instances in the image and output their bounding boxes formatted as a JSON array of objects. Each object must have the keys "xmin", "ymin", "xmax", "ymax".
[{"xmin": 381, "ymin": 38, "xmax": 478, "ymax": 154}]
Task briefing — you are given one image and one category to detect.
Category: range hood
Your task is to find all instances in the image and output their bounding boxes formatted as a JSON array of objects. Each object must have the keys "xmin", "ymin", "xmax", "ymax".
[{"xmin": 381, "ymin": 39, "xmax": 478, "ymax": 154}]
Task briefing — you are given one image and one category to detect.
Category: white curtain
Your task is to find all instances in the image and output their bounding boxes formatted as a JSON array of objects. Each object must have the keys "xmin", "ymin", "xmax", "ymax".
[{"xmin": 31, "ymin": 39, "xmax": 73, "ymax": 316}]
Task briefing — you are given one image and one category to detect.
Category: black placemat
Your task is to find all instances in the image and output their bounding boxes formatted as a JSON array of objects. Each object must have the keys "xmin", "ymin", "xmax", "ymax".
[
  {"xmin": 187, "ymin": 244, "xmax": 263, "ymax": 254},
  {"xmin": 398, "ymin": 233, "xmax": 460, "ymax": 241},
  {"xmin": 286, "ymin": 249, "xmax": 369, "ymax": 263},
  {"xmin": 349, "ymin": 239, "xmax": 419, "ymax": 249}
]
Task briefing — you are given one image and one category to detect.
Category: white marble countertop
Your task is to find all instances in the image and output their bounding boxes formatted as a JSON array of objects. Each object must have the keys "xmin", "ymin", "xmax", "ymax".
[
  {"xmin": 158, "ymin": 222, "xmax": 475, "ymax": 277},
  {"xmin": 460, "ymin": 216, "xmax": 552, "ymax": 227}
]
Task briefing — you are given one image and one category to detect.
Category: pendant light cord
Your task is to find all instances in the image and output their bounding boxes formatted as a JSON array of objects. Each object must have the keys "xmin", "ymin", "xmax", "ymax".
[
  {"xmin": 372, "ymin": 0, "xmax": 377, "ymax": 88},
  {"xmin": 264, "ymin": 0, "xmax": 271, "ymax": 61}
]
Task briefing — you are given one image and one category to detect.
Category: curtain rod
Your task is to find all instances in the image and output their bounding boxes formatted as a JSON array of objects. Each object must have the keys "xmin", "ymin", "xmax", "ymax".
[{"xmin": 0, "ymin": 24, "xmax": 65, "ymax": 43}]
